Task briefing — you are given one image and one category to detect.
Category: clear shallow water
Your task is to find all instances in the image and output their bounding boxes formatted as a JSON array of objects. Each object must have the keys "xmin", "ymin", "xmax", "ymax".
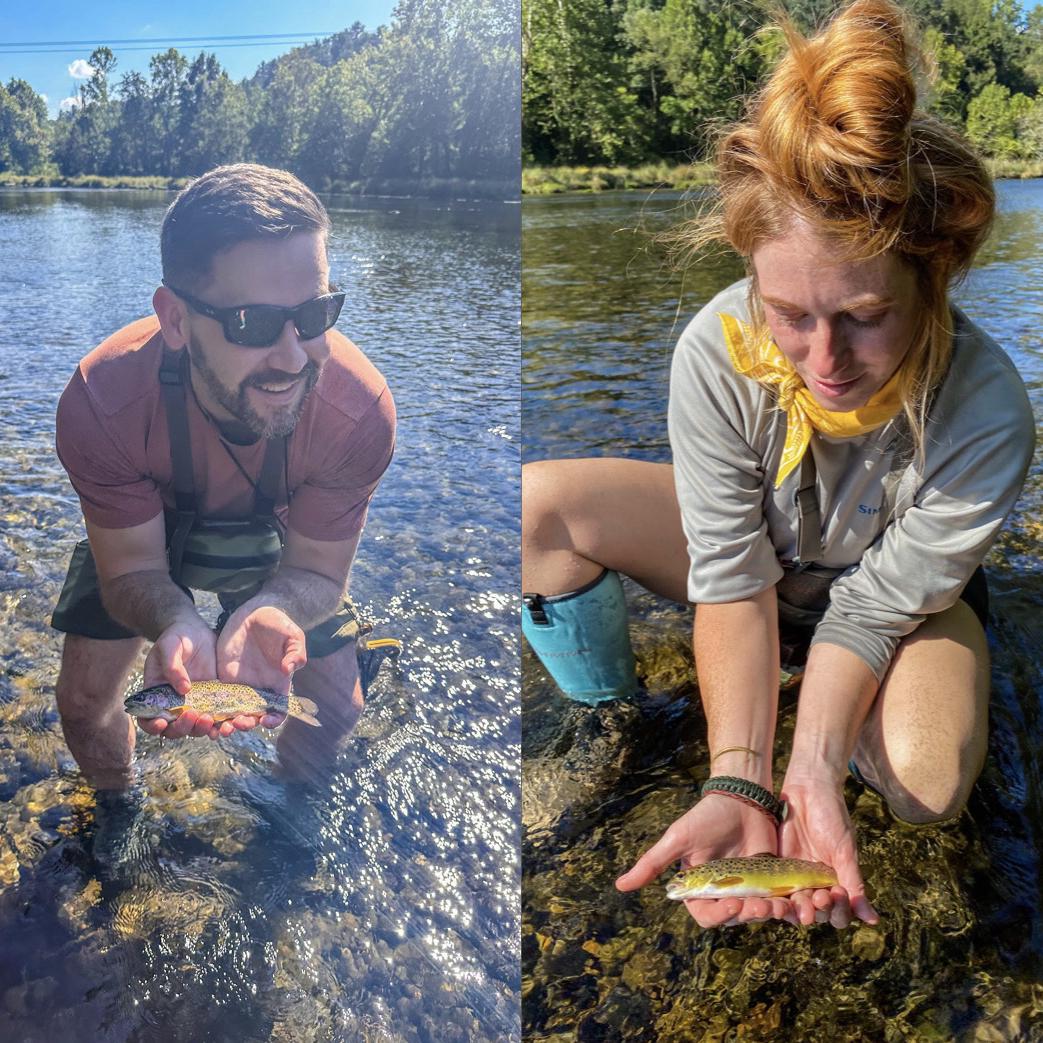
[
  {"xmin": 522, "ymin": 183, "xmax": 1043, "ymax": 1041},
  {"xmin": 0, "ymin": 189, "xmax": 520, "ymax": 1042}
]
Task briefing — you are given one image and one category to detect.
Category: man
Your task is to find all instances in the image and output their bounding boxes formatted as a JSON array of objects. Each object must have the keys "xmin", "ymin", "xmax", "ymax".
[{"xmin": 52, "ymin": 163, "xmax": 396, "ymax": 792}]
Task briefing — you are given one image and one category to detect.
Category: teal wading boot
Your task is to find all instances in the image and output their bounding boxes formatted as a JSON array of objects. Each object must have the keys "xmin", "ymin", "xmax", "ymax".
[{"xmin": 522, "ymin": 569, "xmax": 637, "ymax": 706}]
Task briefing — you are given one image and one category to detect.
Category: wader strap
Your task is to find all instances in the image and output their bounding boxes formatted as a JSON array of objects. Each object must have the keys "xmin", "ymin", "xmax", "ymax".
[
  {"xmin": 793, "ymin": 451, "xmax": 824, "ymax": 566},
  {"xmin": 159, "ymin": 348, "xmax": 196, "ymax": 582},
  {"xmin": 254, "ymin": 435, "xmax": 286, "ymax": 520}
]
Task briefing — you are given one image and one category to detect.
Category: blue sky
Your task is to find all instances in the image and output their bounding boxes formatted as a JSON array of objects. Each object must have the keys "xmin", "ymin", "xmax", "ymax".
[{"xmin": 0, "ymin": 1, "xmax": 398, "ymax": 116}]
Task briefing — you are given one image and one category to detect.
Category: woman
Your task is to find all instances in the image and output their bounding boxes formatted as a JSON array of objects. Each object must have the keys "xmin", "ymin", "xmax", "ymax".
[{"xmin": 522, "ymin": 0, "xmax": 1035, "ymax": 931}]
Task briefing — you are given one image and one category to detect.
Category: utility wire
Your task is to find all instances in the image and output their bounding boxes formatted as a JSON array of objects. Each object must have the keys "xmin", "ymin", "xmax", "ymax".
[
  {"xmin": 0, "ymin": 33, "xmax": 336, "ymax": 48},
  {"xmin": 2, "ymin": 42, "xmax": 330, "ymax": 55}
]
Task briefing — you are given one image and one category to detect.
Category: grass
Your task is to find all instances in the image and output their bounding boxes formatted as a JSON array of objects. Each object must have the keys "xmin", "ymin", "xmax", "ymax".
[
  {"xmin": 0, "ymin": 173, "xmax": 190, "ymax": 190},
  {"xmin": 987, "ymin": 158, "xmax": 1043, "ymax": 179},
  {"xmin": 0, "ymin": 171, "xmax": 520, "ymax": 200},
  {"xmin": 526, "ymin": 158, "xmax": 1043, "ymax": 195},
  {"xmin": 522, "ymin": 162, "xmax": 716, "ymax": 195}
]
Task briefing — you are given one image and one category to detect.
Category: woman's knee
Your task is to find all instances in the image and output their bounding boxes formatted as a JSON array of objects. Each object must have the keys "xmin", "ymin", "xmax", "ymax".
[
  {"xmin": 869, "ymin": 746, "xmax": 983, "ymax": 825},
  {"xmin": 522, "ymin": 460, "xmax": 572, "ymax": 547}
]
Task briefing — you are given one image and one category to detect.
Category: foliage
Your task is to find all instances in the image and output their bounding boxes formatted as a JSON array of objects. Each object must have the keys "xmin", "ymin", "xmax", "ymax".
[
  {"xmin": 0, "ymin": 78, "xmax": 51, "ymax": 173},
  {"xmin": 0, "ymin": 0, "xmax": 518, "ymax": 196},
  {"xmin": 966, "ymin": 82, "xmax": 1035, "ymax": 157},
  {"xmin": 522, "ymin": 0, "xmax": 1043, "ymax": 169}
]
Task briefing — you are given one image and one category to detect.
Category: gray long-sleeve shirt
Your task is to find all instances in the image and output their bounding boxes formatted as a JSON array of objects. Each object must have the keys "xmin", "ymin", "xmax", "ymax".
[{"xmin": 668, "ymin": 278, "xmax": 1035, "ymax": 679}]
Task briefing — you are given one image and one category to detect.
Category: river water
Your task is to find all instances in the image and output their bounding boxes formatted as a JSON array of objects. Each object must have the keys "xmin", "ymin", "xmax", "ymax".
[
  {"xmin": 0, "ymin": 189, "xmax": 520, "ymax": 1042},
  {"xmin": 522, "ymin": 182, "xmax": 1043, "ymax": 1041}
]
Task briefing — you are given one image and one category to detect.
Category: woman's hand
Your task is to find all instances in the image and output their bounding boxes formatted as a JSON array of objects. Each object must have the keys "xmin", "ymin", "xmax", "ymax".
[
  {"xmin": 615, "ymin": 794, "xmax": 797, "ymax": 928},
  {"xmin": 138, "ymin": 615, "xmax": 220, "ymax": 740},
  {"xmin": 779, "ymin": 775, "xmax": 879, "ymax": 928}
]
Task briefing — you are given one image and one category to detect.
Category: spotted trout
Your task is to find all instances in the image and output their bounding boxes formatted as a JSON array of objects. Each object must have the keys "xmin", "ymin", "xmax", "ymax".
[
  {"xmin": 124, "ymin": 681, "xmax": 321, "ymax": 727},
  {"xmin": 666, "ymin": 856, "xmax": 838, "ymax": 899}
]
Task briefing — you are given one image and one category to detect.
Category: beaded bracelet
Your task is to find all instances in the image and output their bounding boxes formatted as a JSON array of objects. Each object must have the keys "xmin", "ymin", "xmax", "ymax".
[{"xmin": 701, "ymin": 775, "xmax": 786, "ymax": 824}]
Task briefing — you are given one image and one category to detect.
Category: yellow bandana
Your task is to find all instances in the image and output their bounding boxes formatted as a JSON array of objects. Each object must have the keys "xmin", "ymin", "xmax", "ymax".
[{"xmin": 718, "ymin": 312, "xmax": 902, "ymax": 488}]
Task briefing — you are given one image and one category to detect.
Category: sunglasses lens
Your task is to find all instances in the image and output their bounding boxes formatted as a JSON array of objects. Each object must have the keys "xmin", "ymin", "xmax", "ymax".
[
  {"xmin": 296, "ymin": 295, "xmax": 344, "ymax": 339},
  {"xmin": 225, "ymin": 308, "xmax": 284, "ymax": 348},
  {"xmin": 222, "ymin": 295, "xmax": 344, "ymax": 347}
]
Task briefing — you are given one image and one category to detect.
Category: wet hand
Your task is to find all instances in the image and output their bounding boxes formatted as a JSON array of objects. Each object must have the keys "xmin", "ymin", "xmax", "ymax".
[
  {"xmin": 213, "ymin": 604, "xmax": 306, "ymax": 738},
  {"xmin": 779, "ymin": 776, "xmax": 879, "ymax": 928},
  {"xmin": 139, "ymin": 616, "xmax": 221, "ymax": 741},
  {"xmin": 615, "ymin": 794, "xmax": 796, "ymax": 929}
]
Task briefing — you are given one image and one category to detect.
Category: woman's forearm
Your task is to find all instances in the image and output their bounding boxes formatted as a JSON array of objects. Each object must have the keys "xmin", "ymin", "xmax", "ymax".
[
  {"xmin": 786, "ymin": 642, "xmax": 879, "ymax": 786},
  {"xmin": 694, "ymin": 589, "xmax": 780, "ymax": 789}
]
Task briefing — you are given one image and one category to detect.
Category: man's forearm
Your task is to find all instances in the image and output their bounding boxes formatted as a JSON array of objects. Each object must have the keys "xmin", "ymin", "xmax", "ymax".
[
  {"xmin": 786, "ymin": 642, "xmax": 879, "ymax": 786},
  {"xmin": 101, "ymin": 569, "xmax": 202, "ymax": 641},
  {"xmin": 238, "ymin": 566, "xmax": 344, "ymax": 631},
  {"xmin": 694, "ymin": 589, "xmax": 780, "ymax": 789}
]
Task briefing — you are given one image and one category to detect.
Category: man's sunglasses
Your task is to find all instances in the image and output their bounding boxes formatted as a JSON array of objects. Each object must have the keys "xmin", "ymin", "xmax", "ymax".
[{"xmin": 163, "ymin": 281, "xmax": 346, "ymax": 348}]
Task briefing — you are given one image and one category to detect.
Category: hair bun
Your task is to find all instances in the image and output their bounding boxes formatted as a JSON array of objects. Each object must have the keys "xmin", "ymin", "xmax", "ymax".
[{"xmin": 756, "ymin": 0, "xmax": 922, "ymax": 214}]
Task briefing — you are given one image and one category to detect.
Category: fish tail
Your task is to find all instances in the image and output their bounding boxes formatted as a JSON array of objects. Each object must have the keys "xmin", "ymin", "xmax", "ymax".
[
  {"xmin": 294, "ymin": 696, "xmax": 319, "ymax": 715},
  {"xmin": 289, "ymin": 709, "xmax": 322, "ymax": 728}
]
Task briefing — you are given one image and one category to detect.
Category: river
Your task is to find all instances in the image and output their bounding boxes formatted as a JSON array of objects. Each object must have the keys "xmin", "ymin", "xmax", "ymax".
[
  {"xmin": 0, "ymin": 188, "xmax": 521, "ymax": 1043},
  {"xmin": 522, "ymin": 181, "xmax": 1043, "ymax": 1042}
]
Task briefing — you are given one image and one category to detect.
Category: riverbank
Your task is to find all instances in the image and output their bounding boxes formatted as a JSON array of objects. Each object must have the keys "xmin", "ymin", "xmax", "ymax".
[
  {"xmin": 523, "ymin": 158, "xmax": 1043, "ymax": 194},
  {"xmin": 0, "ymin": 171, "xmax": 520, "ymax": 200},
  {"xmin": 523, "ymin": 162, "xmax": 715, "ymax": 195}
]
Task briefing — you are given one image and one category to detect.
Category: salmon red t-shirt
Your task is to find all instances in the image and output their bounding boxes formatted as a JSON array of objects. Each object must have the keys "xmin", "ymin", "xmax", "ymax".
[{"xmin": 55, "ymin": 317, "xmax": 396, "ymax": 542}]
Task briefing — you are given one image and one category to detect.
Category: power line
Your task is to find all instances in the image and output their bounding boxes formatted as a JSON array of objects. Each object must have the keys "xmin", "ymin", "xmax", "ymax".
[
  {"xmin": 2, "ymin": 41, "xmax": 332, "ymax": 55},
  {"xmin": 0, "ymin": 32, "xmax": 337, "ymax": 48}
]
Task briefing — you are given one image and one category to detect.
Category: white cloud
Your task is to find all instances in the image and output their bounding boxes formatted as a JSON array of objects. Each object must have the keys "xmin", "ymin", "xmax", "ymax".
[
  {"xmin": 59, "ymin": 96, "xmax": 82, "ymax": 112},
  {"xmin": 39, "ymin": 94, "xmax": 48, "ymax": 104},
  {"xmin": 68, "ymin": 59, "xmax": 93, "ymax": 79}
]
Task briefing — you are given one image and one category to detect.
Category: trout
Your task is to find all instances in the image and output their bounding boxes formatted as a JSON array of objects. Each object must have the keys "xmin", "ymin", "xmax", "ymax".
[
  {"xmin": 124, "ymin": 681, "xmax": 321, "ymax": 728},
  {"xmin": 666, "ymin": 856, "xmax": 838, "ymax": 900}
]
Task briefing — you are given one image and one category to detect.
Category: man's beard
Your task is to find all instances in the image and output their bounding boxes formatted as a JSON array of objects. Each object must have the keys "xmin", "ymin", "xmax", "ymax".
[{"xmin": 186, "ymin": 332, "xmax": 320, "ymax": 439}]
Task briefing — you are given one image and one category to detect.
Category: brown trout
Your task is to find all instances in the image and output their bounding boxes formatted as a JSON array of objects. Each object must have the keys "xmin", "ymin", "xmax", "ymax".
[
  {"xmin": 666, "ymin": 856, "xmax": 838, "ymax": 900},
  {"xmin": 124, "ymin": 681, "xmax": 321, "ymax": 727}
]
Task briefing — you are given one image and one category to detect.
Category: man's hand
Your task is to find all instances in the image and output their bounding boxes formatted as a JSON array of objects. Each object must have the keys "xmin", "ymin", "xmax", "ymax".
[
  {"xmin": 137, "ymin": 616, "xmax": 221, "ymax": 740},
  {"xmin": 211, "ymin": 603, "xmax": 308, "ymax": 739},
  {"xmin": 778, "ymin": 775, "xmax": 879, "ymax": 928},
  {"xmin": 615, "ymin": 794, "xmax": 796, "ymax": 928}
]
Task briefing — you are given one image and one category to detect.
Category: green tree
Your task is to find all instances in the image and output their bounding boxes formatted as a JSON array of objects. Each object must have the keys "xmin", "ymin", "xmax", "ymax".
[
  {"xmin": 296, "ymin": 51, "xmax": 381, "ymax": 186},
  {"xmin": 623, "ymin": 0, "xmax": 766, "ymax": 160},
  {"xmin": 921, "ymin": 25, "xmax": 969, "ymax": 126},
  {"xmin": 249, "ymin": 54, "xmax": 324, "ymax": 169},
  {"xmin": 1015, "ymin": 93, "xmax": 1043, "ymax": 157},
  {"xmin": 54, "ymin": 47, "xmax": 118, "ymax": 174},
  {"xmin": 148, "ymin": 48, "xmax": 188, "ymax": 175},
  {"xmin": 0, "ymin": 78, "xmax": 50, "ymax": 173},
  {"xmin": 966, "ymin": 81, "xmax": 1033, "ymax": 155},
  {"xmin": 111, "ymin": 71, "xmax": 152, "ymax": 175},
  {"xmin": 523, "ymin": 0, "xmax": 644, "ymax": 164},
  {"xmin": 177, "ymin": 53, "xmax": 249, "ymax": 174}
]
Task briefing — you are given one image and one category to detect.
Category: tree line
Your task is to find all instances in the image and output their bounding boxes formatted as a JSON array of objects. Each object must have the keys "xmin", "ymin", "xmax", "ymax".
[
  {"xmin": 523, "ymin": 0, "xmax": 1043, "ymax": 165},
  {"xmin": 0, "ymin": 0, "xmax": 519, "ymax": 193}
]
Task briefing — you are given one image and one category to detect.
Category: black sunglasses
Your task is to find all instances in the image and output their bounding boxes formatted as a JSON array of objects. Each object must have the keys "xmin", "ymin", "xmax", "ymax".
[{"xmin": 164, "ymin": 281, "xmax": 346, "ymax": 348}]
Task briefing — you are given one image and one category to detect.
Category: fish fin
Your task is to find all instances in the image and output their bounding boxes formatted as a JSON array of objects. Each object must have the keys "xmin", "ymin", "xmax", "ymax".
[
  {"xmin": 752, "ymin": 851, "xmax": 777, "ymax": 858},
  {"xmin": 713, "ymin": 876, "xmax": 744, "ymax": 887},
  {"xmin": 290, "ymin": 709, "xmax": 322, "ymax": 728},
  {"xmin": 294, "ymin": 696, "xmax": 319, "ymax": 715},
  {"xmin": 770, "ymin": 886, "xmax": 793, "ymax": 897},
  {"xmin": 167, "ymin": 705, "xmax": 187, "ymax": 714}
]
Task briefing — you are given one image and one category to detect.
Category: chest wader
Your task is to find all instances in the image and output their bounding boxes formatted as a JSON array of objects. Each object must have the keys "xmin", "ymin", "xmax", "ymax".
[
  {"xmin": 159, "ymin": 349, "xmax": 402, "ymax": 697},
  {"xmin": 159, "ymin": 348, "xmax": 285, "ymax": 598}
]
